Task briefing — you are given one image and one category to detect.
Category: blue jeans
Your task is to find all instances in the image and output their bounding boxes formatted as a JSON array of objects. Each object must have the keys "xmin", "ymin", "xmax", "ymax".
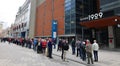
[
  {"xmin": 72, "ymin": 47, "xmax": 75, "ymax": 54},
  {"xmin": 33, "ymin": 44, "xmax": 36, "ymax": 51},
  {"xmin": 93, "ymin": 50, "xmax": 98, "ymax": 61}
]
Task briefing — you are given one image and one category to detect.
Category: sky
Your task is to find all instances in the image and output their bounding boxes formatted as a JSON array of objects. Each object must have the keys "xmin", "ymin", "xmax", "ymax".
[{"xmin": 0, "ymin": 0, "xmax": 26, "ymax": 29}]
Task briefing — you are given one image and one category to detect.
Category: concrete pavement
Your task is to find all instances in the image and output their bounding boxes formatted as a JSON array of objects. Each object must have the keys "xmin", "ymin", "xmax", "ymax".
[
  {"xmin": 52, "ymin": 45, "xmax": 120, "ymax": 66},
  {"xmin": 0, "ymin": 42, "xmax": 85, "ymax": 66},
  {"xmin": 0, "ymin": 42, "xmax": 120, "ymax": 66}
]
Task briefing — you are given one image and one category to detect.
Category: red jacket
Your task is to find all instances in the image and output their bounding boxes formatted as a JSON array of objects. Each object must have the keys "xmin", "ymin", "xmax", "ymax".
[{"xmin": 42, "ymin": 41, "xmax": 47, "ymax": 48}]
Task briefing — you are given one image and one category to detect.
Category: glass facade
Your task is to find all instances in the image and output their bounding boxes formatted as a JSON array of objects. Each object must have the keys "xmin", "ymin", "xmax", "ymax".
[
  {"xmin": 76, "ymin": 0, "xmax": 98, "ymax": 36},
  {"xmin": 100, "ymin": 0, "xmax": 120, "ymax": 17},
  {"xmin": 100, "ymin": 0, "xmax": 117, "ymax": 6},
  {"xmin": 65, "ymin": 0, "xmax": 98, "ymax": 39},
  {"xmin": 65, "ymin": 0, "xmax": 76, "ymax": 34}
]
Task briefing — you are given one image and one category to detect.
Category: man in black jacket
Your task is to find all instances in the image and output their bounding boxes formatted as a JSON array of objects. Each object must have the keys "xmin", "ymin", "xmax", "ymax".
[
  {"xmin": 61, "ymin": 39, "xmax": 69, "ymax": 61},
  {"xmin": 71, "ymin": 38, "xmax": 76, "ymax": 55}
]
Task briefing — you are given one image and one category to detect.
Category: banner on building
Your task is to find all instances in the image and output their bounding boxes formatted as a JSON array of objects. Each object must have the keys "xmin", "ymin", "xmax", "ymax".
[{"xmin": 52, "ymin": 20, "xmax": 57, "ymax": 39}]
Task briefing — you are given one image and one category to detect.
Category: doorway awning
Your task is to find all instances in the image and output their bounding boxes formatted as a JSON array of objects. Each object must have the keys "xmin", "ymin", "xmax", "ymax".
[{"xmin": 80, "ymin": 16, "xmax": 120, "ymax": 29}]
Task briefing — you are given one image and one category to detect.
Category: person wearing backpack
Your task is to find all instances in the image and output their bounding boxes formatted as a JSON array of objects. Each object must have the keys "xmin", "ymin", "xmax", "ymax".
[{"xmin": 62, "ymin": 39, "xmax": 69, "ymax": 61}]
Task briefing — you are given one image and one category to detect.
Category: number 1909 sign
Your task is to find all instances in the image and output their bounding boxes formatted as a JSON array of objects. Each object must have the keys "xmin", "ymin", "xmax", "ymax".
[{"xmin": 88, "ymin": 12, "xmax": 103, "ymax": 20}]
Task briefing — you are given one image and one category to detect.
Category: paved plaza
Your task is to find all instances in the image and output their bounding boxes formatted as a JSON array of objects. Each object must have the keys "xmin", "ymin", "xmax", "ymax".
[{"xmin": 0, "ymin": 42, "xmax": 120, "ymax": 66}]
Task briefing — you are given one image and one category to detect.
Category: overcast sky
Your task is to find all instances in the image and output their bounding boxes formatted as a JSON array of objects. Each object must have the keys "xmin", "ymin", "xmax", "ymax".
[{"xmin": 0, "ymin": 0, "xmax": 26, "ymax": 29}]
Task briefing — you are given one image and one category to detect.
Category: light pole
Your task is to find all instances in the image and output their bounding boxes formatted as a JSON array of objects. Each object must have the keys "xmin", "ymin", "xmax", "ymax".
[{"xmin": 51, "ymin": 0, "xmax": 58, "ymax": 49}]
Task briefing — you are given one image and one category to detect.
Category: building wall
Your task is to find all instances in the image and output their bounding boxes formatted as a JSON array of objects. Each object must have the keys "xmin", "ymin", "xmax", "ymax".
[
  {"xmin": 13, "ymin": 0, "xmax": 31, "ymax": 38},
  {"xmin": 53, "ymin": 0, "xmax": 65, "ymax": 35},
  {"xmin": 99, "ymin": 0, "xmax": 120, "ymax": 48},
  {"xmin": 100, "ymin": 0, "xmax": 120, "ymax": 13},
  {"xmin": 0, "ymin": 23, "xmax": 3, "ymax": 31},
  {"xmin": 35, "ymin": 0, "xmax": 64, "ymax": 37},
  {"xmin": 29, "ymin": 0, "xmax": 37, "ymax": 38},
  {"xmin": 0, "ymin": 23, "xmax": 3, "ymax": 37},
  {"xmin": 37, "ymin": 0, "xmax": 45, "ymax": 7}
]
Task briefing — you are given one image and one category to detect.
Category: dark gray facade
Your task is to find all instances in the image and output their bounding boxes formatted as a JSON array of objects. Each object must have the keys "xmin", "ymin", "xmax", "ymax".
[
  {"xmin": 64, "ymin": 0, "xmax": 98, "ymax": 40},
  {"xmin": 100, "ymin": 0, "xmax": 120, "ymax": 17},
  {"xmin": 100, "ymin": 0, "xmax": 120, "ymax": 48}
]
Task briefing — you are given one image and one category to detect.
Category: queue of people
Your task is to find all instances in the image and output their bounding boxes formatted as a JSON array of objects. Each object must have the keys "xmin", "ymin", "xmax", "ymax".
[
  {"xmin": 0, "ymin": 37, "xmax": 99, "ymax": 64},
  {"xmin": 57, "ymin": 38, "xmax": 99, "ymax": 64}
]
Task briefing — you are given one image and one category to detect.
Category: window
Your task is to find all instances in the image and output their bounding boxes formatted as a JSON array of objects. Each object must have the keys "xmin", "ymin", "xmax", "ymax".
[
  {"xmin": 65, "ymin": 0, "xmax": 71, "ymax": 3},
  {"xmin": 65, "ymin": 6, "xmax": 71, "ymax": 10},
  {"xmin": 71, "ymin": 8, "xmax": 75, "ymax": 13},
  {"xmin": 65, "ymin": 23, "xmax": 70, "ymax": 29},
  {"xmin": 65, "ymin": 10, "xmax": 70, "ymax": 15},
  {"xmin": 65, "ymin": 15, "xmax": 70, "ymax": 19},
  {"xmin": 100, "ymin": 0, "xmax": 116, "ymax": 6},
  {"xmin": 71, "ymin": 28, "xmax": 75, "ymax": 34},
  {"xmin": 71, "ymin": 23, "xmax": 75, "ymax": 28},
  {"xmin": 115, "ymin": 7, "xmax": 120, "ymax": 15},
  {"xmin": 65, "ymin": 2, "xmax": 71, "ymax": 7},
  {"xmin": 65, "ymin": 29, "xmax": 71, "ymax": 34}
]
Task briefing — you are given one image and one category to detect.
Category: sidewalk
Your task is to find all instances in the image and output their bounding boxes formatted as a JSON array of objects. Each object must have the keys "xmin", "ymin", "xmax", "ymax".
[
  {"xmin": 100, "ymin": 48, "xmax": 120, "ymax": 52},
  {"xmin": 52, "ymin": 45, "xmax": 120, "ymax": 66},
  {"xmin": 52, "ymin": 46, "xmax": 88, "ymax": 65},
  {"xmin": 3, "ymin": 42, "xmax": 120, "ymax": 66}
]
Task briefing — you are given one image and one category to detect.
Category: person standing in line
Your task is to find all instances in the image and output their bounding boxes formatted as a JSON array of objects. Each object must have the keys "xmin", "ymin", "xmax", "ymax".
[
  {"xmin": 86, "ymin": 40, "xmax": 94, "ymax": 64},
  {"xmin": 53, "ymin": 38, "xmax": 56, "ymax": 49},
  {"xmin": 92, "ymin": 40, "xmax": 99, "ymax": 62},
  {"xmin": 81, "ymin": 41, "xmax": 86, "ymax": 61},
  {"xmin": 70, "ymin": 38, "xmax": 76, "ymax": 55},
  {"xmin": 76, "ymin": 39, "xmax": 80, "ymax": 57},
  {"xmin": 22, "ymin": 38, "xmax": 25, "ymax": 47},
  {"xmin": 42, "ymin": 39, "xmax": 47, "ymax": 54},
  {"xmin": 28, "ymin": 38, "xmax": 32, "ymax": 49},
  {"xmin": 61, "ymin": 39, "xmax": 69, "ymax": 61},
  {"xmin": 33, "ymin": 38, "xmax": 38, "ymax": 51},
  {"xmin": 48, "ymin": 38, "xmax": 53, "ymax": 58},
  {"xmin": 61, "ymin": 39, "xmax": 64, "ymax": 59},
  {"xmin": 8, "ymin": 38, "xmax": 11, "ymax": 44},
  {"xmin": 57, "ymin": 39, "xmax": 62, "ymax": 51},
  {"xmin": 37, "ymin": 38, "xmax": 42, "ymax": 53},
  {"xmin": 25, "ymin": 38, "xmax": 29, "ymax": 48}
]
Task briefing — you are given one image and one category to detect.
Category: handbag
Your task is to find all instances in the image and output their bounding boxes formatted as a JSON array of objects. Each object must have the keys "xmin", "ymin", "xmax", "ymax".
[{"xmin": 45, "ymin": 48, "xmax": 48, "ymax": 56}]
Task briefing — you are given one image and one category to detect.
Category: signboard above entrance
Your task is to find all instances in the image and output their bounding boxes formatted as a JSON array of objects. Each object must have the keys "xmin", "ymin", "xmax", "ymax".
[{"xmin": 80, "ymin": 12, "xmax": 103, "ymax": 21}]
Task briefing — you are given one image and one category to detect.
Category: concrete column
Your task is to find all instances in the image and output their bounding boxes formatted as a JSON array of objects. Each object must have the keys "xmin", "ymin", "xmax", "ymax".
[
  {"xmin": 29, "ymin": 0, "xmax": 36, "ymax": 38},
  {"xmin": 96, "ymin": 31, "xmax": 101, "ymax": 43},
  {"xmin": 108, "ymin": 26, "xmax": 115, "ymax": 48},
  {"xmin": 29, "ymin": 0, "xmax": 45, "ymax": 38}
]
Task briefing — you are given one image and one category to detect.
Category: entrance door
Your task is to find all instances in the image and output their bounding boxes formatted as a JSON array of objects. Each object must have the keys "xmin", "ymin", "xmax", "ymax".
[
  {"xmin": 115, "ymin": 27, "xmax": 120, "ymax": 48},
  {"xmin": 21, "ymin": 32, "xmax": 26, "ymax": 38},
  {"xmin": 96, "ymin": 28, "xmax": 108, "ymax": 48}
]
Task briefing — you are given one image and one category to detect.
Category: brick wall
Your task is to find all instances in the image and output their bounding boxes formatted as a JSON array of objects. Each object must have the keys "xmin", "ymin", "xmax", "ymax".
[{"xmin": 35, "ymin": 0, "xmax": 64, "ymax": 37}]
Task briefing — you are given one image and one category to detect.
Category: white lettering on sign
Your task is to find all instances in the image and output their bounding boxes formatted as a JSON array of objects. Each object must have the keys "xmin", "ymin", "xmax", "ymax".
[
  {"xmin": 88, "ymin": 12, "xmax": 103, "ymax": 20},
  {"xmin": 80, "ymin": 12, "xmax": 103, "ymax": 21},
  {"xmin": 99, "ymin": 12, "xmax": 103, "ymax": 18},
  {"xmin": 53, "ymin": 32, "xmax": 56, "ymax": 38}
]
